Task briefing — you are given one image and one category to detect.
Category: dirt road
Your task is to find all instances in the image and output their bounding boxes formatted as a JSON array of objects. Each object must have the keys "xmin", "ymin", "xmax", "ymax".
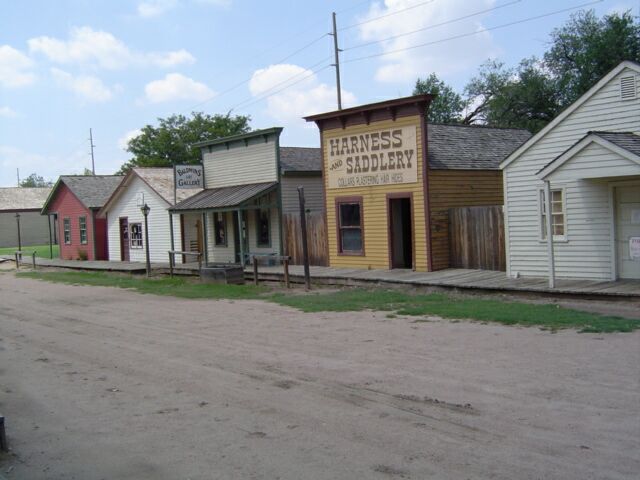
[{"xmin": 0, "ymin": 274, "xmax": 638, "ymax": 479}]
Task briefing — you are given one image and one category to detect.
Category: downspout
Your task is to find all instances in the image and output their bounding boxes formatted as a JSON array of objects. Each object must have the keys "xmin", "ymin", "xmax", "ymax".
[{"xmin": 544, "ymin": 180, "xmax": 556, "ymax": 288}]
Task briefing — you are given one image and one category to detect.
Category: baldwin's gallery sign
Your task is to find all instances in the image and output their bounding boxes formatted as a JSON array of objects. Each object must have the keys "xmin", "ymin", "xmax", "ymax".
[
  {"xmin": 325, "ymin": 125, "xmax": 418, "ymax": 189},
  {"xmin": 175, "ymin": 164, "xmax": 204, "ymax": 189}
]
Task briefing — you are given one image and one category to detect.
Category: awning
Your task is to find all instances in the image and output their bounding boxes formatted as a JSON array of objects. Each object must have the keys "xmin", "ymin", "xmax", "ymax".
[{"xmin": 170, "ymin": 181, "xmax": 278, "ymax": 212}]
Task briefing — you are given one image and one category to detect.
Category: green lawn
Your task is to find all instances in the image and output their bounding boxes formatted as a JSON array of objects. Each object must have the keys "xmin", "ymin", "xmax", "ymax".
[
  {"xmin": 17, "ymin": 271, "xmax": 640, "ymax": 333},
  {"xmin": 0, "ymin": 244, "xmax": 58, "ymax": 258}
]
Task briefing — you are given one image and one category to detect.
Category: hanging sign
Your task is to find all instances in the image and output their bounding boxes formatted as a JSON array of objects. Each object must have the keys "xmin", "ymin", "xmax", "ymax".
[
  {"xmin": 630, "ymin": 237, "xmax": 640, "ymax": 260},
  {"xmin": 325, "ymin": 125, "xmax": 418, "ymax": 189},
  {"xmin": 175, "ymin": 164, "xmax": 204, "ymax": 189}
]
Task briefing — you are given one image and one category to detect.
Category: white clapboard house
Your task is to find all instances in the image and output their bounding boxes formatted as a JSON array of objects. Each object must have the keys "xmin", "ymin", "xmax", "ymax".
[
  {"xmin": 170, "ymin": 128, "xmax": 323, "ymax": 265},
  {"xmin": 98, "ymin": 168, "xmax": 202, "ymax": 263},
  {"xmin": 501, "ymin": 60, "xmax": 640, "ymax": 283}
]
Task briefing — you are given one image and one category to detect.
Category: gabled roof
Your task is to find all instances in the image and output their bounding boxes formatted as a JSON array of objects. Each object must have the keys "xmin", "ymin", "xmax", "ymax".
[
  {"xmin": 170, "ymin": 181, "xmax": 277, "ymax": 212},
  {"xmin": 98, "ymin": 168, "xmax": 201, "ymax": 217},
  {"xmin": 0, "ymin": 187, "xmax": 52, "ymax": 212},
  {"xmin": 279, "ymin": 147, "xmax": 321, "ymax": 173},
  {"xmin": 42, "ymin": 175, "xmax": 123, "ymax": 213},
  {"xmin": 537, "ymin": 131, "xmax": 640, "ymax": 179},
  {"xmin": 428, "ymin": 124, "xmax": 531, "ymax": 170},
  {"xmin": 501, "ymin": 60, "xmax": 640, "ymax": 170}
]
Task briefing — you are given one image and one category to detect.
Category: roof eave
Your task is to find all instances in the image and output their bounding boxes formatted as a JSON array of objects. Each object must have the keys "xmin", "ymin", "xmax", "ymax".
[{"xmin": 192, "ymin": 127, "xmax": 284, "ymax": 149}]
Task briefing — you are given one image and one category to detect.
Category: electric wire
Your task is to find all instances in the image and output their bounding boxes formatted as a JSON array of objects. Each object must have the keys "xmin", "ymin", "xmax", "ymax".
[{"xmin": 339, "ymin": 0, "xmax": 437, "ymax": 31}]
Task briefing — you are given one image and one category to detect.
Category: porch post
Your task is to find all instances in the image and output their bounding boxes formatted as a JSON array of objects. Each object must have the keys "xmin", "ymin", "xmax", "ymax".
[
  {"xmin": 169, "ymin": 212, "xmax": 175, "ymax": 251},
  {"xmin": 237, "ymin": 209, "xmax": 245, "ymax": 266},
  {"xmin": 544, "ymin": 180, "xmax": 555, "ymax": 288},
  {"xmin": 202, "ymin": 212, "xmax": 209, "ymax": 266}
]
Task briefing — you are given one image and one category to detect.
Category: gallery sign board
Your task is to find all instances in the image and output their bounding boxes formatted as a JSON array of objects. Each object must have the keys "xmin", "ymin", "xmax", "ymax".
[
  {"xmin": 175, "ymin": 164, "xmax": 204, "ymax": 189},
  {"xmin": 325, "ymin": 125, "xmax": 418, "ymax": 189},
  {"xmin": 630, "ymin": 237, "xmax": 640, "ymax": 260}
]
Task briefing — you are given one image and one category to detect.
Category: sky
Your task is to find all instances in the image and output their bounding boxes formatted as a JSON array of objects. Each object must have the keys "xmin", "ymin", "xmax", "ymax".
[{"xmin": 0, "ymin": 0, "xmax": 636, "ymax": 186}]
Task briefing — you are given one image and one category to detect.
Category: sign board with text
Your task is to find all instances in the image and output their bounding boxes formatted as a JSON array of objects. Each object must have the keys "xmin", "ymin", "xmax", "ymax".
[
  {"xmin": 325, "ymin": 125, "xmax": 418, "ymax": 189},
  {"xmin": 630, "ymin": 237, "xmax": 640, "ymax": 260},
  {"xmin": 175, "ymin": 164, "xmax": 204, "ymax": 189}
]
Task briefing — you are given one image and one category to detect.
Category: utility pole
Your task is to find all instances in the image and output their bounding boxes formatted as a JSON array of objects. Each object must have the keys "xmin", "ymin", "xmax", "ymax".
[
  {"xmin": 330, "ymin": 12, "xmax": 343, "ymax": 110},
  {"xmin": 89, "ymin": 128, "xmax": 96, "ymax": 175},
  {"xmin": 16, "ymin": 168, "xmax": 20, "ymax": 186}
]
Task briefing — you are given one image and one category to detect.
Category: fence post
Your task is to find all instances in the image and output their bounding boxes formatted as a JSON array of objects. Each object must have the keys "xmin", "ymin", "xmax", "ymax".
[
  {"xmin": 253, "ymin": 256, "xmax": 259, "ymax": 285},
  {"xmin": 283, "ymin": 258, "xmax": 290, "ymax": 289},
  {"xmin": 14, "ymin": 252, "xmax": 19, "ymax": 271},
  {"xmin": 32, "ymin": 251, "xmax": 36, "ymax": 270},
  {"xmin": 0, "ymin": 415, "xmax": 7, "ymax": 452}
]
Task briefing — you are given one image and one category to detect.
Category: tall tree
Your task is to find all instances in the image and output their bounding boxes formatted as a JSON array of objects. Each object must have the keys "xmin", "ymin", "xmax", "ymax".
[
  {"xmin": 118, "ymin": 112, "xmax": 251, "ymax": 173},
  {"xmin": 413, "ymin": 73, "xmax": 464, "ymax": 123},
  {"xmin": 545, "ymin": 10, "xmax": 640, "ymax": 107},
  {"xmin": 462, "ymin": 60, "xmax": 513, "ymax": 125},
  {"xmin": 20, "ymin": 173, "xmax": 52, "ymax": 188}
]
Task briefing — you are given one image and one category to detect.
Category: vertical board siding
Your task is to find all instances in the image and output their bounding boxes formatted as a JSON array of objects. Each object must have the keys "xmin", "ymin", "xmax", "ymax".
[
  {"xmin": 281, "ymin": 176, "xmax": 325, "ymax": 214},
  {"xmin": 323, "ymin": 115, "xmax": 428, "ymax": 271},
  {"xmin": 428, "ymin": 170, "xmax": 503, "ymax": 271},
  {"xmin": 48, "ymin": 184, "xmax": 96, "ymax": 260},
  {"xmin": 203, "ymin": 138, "xmax": 278, "ymax": 189},
  {"xmin": 0, "ymin": 211, "xmax": 53, "ymax": 248},
  {"xmin": 449, "ymin": 206, "xmax": 505, "ymax": 271},
  {"xmin": 504, "ymin": 67, "xmax": 640, "ymax": 280},
  {"xmin": 283, "ymin": 212, "xmax": 328, "ymax": 266}
]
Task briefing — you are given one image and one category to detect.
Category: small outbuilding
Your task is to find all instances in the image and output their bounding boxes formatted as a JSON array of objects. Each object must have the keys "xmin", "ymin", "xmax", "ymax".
[
  {"xmin": 0, "ymin": 187, "xmax": 55, "ymax": 248},
  {"xmin": 41, "ymin": 175, "xmax": 122, "ymax": 260},
  {"xmin": 98, "ymin": 168, "xmax": 202, "ymax": 263}
]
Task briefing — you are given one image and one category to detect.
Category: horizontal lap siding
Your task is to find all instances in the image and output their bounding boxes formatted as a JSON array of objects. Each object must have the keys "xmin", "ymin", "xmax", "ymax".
[
  {"xmin": 281, "ymin": 176, "xmax": 325, "ymax": 214},
  {"xmin": 428, "ymin": 170, "xmax": 503, "ymax": 271},
  {"xmin": 0, "ymin": 211, "xmax": 52, "ymax": 247},
  {"xmin": 203, "ymin": 139, "xmax": 278, "ymax": 189},
  {"xmin": 504, "ymin": 68, "xmax": 640, "ymax": 280},
  {"xmin": 49, "ymin": 184, "xmax": 94, "ymax": 260},
  {"xmin": 208, "ymin": 211, "xmax": 236, "ymax": 264},
  {"xmin": 323, "ymin": 116, "xmax": 428, "ymax": 271}
]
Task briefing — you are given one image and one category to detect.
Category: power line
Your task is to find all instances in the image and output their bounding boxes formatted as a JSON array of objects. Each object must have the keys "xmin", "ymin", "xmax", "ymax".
[
  {"xmin": 340, "ymin": 0, "xmax": 437, "ymax": 31},
  {"xmin": 343, "ymin": 0, "xmax": 522, "ymax": 52},
  {"xmin": 342, "ymin": 0, "xmax": 604, "ymax": 64}
]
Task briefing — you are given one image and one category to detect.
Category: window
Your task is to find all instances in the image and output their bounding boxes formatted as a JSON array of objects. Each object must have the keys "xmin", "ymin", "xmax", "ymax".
[
  {"xmin": 256, "ymin": 209, "xmax": 270, "ymax": 247},
  {"xmin": 79, "ymin": 216, "xmax": 87, "ymax": 244},
  {"xmin": 130, "ymin": 222, "xmax": 143, "ymax": 248},
  {"xmin": 540, "ymin": 189, "xmax": 565, "ymax": 240},
  {"xmin": 214, "ymin": 212, "xmax": 227, "ymax": 246},
  {"xmin": 337, "ymin": 198, "xmax": 363, "ymax": 254},
  {"xmin": 63, "ymin": 217, "xmax": 71, "ymax": 244}
]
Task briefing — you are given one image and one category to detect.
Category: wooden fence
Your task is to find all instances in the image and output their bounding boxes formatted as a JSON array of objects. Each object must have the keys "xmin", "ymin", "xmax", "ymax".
[
  {"xmin": 448, "ymin": 206, "xmax": 505, "ymax": 271},
  {"xmin": 283, "ymin": 212, "xmax": 328, "ymax": 266}
]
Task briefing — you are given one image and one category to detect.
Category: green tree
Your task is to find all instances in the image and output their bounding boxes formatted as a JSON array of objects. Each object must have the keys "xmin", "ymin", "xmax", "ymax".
[
  {"xmin": 544, "ymin": 10, "xmax": 640, "ymax": 107},
  {"xmin": 20, "ymin": 173, "xmax": 52, "ymax": 188},
  {"xmin": 462, "ymin": 60, "xmax": 513, "ymax": 125},
  {"xmin": 413, "ymin": 73, "xmax": 465, "ymax": 123},
  {"xmin": 118, "ymin": 112, "xmax": 251, "ymax": 173}
]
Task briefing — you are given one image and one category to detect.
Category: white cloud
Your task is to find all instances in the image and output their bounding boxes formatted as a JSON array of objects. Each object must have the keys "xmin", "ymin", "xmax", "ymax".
[
  {"xmin": 0, "ymin": 106, "xmax": 17, "ymax": 118},
  {"xmin": 138, "ymin": 0, "xmax": 178, "ymax": 17},
  {"xmin": 356, "ymin": 0, "xmax": 501, "ymax": 83},
  {"xmin": 118, "ymin": 129, "xmax": 143, "ymax": 150},
  {"xmin": 144, "ymin": 73, "xmax": 214, "ymax": 103},
  {"xmin": 248, "ymin": 63, "xmax": 355, "ymax": 123},
  {"xmin": 28, "ymin": 26, "xmax": 195, "ymax": 69},
  {"xmin": 51, "ymin": 68, "xmax": 115, "ymax": 102},
  {"xmin": 0, "ymin": 45, "xmax": 36, "ymax": 87}
]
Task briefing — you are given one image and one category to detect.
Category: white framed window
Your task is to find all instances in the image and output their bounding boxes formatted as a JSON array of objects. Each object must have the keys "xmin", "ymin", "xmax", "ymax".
[
  {"xmin": 79, "ymin": 216, "xmax": 88, "ymax": 244},
  {"xmin": 130, "ymin": 222, "xmax": 143, "ymax": 248},
  {"xmin": 539, "ymin": 188, "xmax": 566, "ymax": 241},
  {"xmin": 63, "ymin": 217, "xmax": 71, "ymax": 244}
]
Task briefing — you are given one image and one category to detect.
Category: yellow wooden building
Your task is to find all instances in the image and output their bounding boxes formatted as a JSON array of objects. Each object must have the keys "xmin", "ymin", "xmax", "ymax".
[{"xmin": 305, "ymin": 95, "xmax": 530, "ymax": 272}]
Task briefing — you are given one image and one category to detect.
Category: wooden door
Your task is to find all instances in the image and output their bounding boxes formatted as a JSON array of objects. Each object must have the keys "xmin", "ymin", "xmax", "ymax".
[
  {"xmin": 615, "ymin": 184, "xmax": 640, "ymax": 279},
  {"xmin": 119, "ymin": 217, "xmax": 129, "ymax": 261}
]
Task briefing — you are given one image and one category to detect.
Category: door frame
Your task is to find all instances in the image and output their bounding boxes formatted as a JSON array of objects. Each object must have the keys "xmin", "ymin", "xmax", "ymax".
[
  {"xmin": 386, "ymin": 192, "xmax": 415, "ymax": 270},
  {"xmin": 609, "ymin": 179, "xmax": 640, "ymax": 280},
  {"xmin": 119, "ymin": 217, "xmax": 129, "ymax": 261}
]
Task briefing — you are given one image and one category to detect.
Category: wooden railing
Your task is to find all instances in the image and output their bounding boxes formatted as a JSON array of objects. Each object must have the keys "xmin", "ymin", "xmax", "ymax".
[
  {"xmin": 14, "ymin": 250, "xmax": 37, "ymax": 270},
  {"xmin": 168, "ymin": 250, "xmax": 202, "ymax": 277},
  {"xmin": 251, "ymin": 254, "xmax": 292, "ymax": 288}
]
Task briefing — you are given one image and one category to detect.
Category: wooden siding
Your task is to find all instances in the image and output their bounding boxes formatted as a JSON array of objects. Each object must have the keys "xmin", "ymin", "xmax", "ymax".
[
  {"xmin": 546, "ymin": 142, "xmax": 640, "ymax": 181},
  {"xmin": 0, "ymin": 211, "xmax": 53, "ymax": 248},
  {"xmin": 105, "ymin": 176, "xmax": 183, "ymax": 263},
  {"xmin": 449, "ymin": 206, "xmax": 505, "ymax": 271},
  {"xmin": 428, "ymin": 170, "xmax": 503, "ymax": 271},
  {"xmin": 48, "ymin": 184, "xmax": 97, "ymax": 260},
  {"xmin": 203, "ymin": 137, "xmax": 278, "ymax": 189},
  {"xmin": 283, "ymin": 212, "xmax": 328, "ymax": 266},
  {"xmin": 323, "ymin": 115, "xmax": 429, "ymax": 271},
  {"xmin": 207, "ymin": 211, "xmax": 236, "ymax": 263},
  {"xmin": 504, "ymin": 66, "xmax": 640, "ymax": 280},
  {"xmin": 281, "ymin": 175, "xmax": 325, "ymax": 214}
]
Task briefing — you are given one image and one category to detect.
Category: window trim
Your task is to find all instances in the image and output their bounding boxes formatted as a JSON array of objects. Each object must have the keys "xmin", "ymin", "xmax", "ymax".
[
  {"xmin": 79, "ymin": 216, "xmax": 88, "ymax": 244},
  {"xmin": 213, "ymin": 211, "xmax": 227, "ymax": 247},
  {"xmin": 335, "ymin": 196, "xmax": 365, "ymax": 256},
  {"xmin": 63, "ymin": 217, "xmax": 71, "ymax": 245},
  {"xmin": 130, "ymin": 222, "xmax": 143, "ymax": 249},
  {"xmin": 538, "ymin": 186, "xmax": 568, "ymax": 242},
  {"xmin": 255, "ymin": 208, "xmax": 271, "ymax": 248}
]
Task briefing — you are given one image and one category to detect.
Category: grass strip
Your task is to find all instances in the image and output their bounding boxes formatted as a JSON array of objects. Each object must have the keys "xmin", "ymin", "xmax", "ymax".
[{"xmin": 0, "ymin": 244, "xmax": 59, "ymax": 258}]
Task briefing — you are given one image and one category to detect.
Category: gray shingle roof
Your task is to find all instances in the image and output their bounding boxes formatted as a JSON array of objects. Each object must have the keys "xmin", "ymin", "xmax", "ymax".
[
  {"xmin": 133, "ymin": 168, "xmax": 200, "ymax": 204},
  {"xmin": 0, "ymin": 187, "xmax": 51, "ymax": 212},
  {"xmin": 60, "ymin": 175, "xmax": 123, "ymax": 209},
  {"xmin": 591, "ymin": 131, "xmax": 640, "ymax": 157},
  {"xmin": 171, "ymin": 182, "xmax": 277, "ymax": 212},
  {"xmin": 427, "ymin": 124, "xmax": 532, "ymax": 170},
  {"xmin": 279, "ymin": 147, "xmax": 321, "ymax": 172}
]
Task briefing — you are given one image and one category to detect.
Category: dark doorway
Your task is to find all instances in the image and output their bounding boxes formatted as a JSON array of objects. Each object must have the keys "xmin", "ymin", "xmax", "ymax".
[
  {"xmin": 119, "ymin": 217, "xmax": 130, "ymax": 261},
  {"xmin": 389, "ymin": 197, "xmax": 413, "ymax": 269}
]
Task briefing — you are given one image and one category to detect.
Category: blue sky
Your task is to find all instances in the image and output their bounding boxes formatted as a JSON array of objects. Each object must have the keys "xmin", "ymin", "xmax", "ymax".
[{"xmin": 0, "ymin": 0, "xmax": 636, "ymax": 186}]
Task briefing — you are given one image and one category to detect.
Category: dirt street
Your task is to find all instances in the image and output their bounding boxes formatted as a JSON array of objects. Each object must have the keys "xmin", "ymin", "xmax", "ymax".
[{"xmin": 0, "ymin": 274, "xmax": 638, "ymax": 479}]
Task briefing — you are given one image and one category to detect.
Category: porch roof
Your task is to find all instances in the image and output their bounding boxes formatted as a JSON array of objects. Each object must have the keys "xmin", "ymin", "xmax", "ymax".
[{"xmin": 170, "ymin": 181, "xmax": 277, "ymax": 212}]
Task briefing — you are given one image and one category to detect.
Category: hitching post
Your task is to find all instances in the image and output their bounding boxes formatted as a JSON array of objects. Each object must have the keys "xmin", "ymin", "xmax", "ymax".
[
  {"xmin": 297, "ymin": 187, "xmax": 311, "ymax": 290},
  {"xmin": 0, "ymin": 415, "xmax": 7, "ymax": 452},
  {"xmin": 141, "ymin": 203, "xmax": 151, "ymax": 277},
  {"xmin": 15, "ymin": 213, "xmax": 22, "ymax": 252}
]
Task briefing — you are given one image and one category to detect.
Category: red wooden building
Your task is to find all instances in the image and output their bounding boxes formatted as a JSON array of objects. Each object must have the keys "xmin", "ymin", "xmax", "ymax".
[{"xmin": 41, "ymin": 175, "xmax": 122, "ymax": 260}]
